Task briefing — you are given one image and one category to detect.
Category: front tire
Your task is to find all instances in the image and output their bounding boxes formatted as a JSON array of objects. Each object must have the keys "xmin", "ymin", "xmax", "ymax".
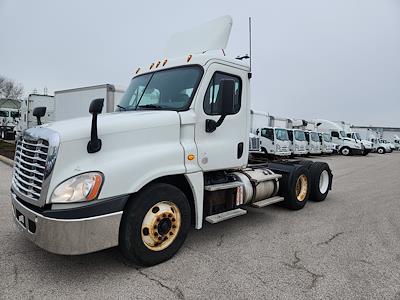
[
  {"xmin": 377, "ymin": 147, "xmax": 385, "ymax": 154},
  {"xmin": 340, "ymin": 147, "xmax": 351, "ymax": 156},
  {"xmin": 119, "ymin": 183, "xmax": 191, "ymax": 266}
]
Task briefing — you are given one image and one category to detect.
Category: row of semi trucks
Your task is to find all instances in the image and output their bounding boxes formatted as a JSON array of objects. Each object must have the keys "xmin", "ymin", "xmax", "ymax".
[{"xmin": 250, "ymin": 111, "xmax": 397, "ymax": 158}]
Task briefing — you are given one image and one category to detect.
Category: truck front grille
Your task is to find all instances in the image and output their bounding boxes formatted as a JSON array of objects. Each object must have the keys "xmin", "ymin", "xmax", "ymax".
[
  {"xmin": 249, "ymin": 136, "xmax": 260, "ymax": 151},
  {"xmin": 12, "ymin": 138, "xmax": 49, "ymax": 201}
]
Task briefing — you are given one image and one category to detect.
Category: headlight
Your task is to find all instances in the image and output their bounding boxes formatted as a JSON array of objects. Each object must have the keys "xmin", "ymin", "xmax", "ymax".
[{"xmin": 51, "ymin": 172, "xmax": 103, "ymax": 203}]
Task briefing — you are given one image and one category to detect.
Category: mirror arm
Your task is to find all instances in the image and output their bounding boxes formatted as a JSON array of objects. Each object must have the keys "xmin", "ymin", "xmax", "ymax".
[{"xmin": 205, "ymin": 115, "xmax": 226, "ymax": 133}]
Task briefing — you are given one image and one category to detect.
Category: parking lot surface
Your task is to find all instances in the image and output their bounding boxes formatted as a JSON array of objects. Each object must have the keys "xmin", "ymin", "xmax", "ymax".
[{"xmin": 1, "ymin": 153, "xmax": 400, "ymax": 299}]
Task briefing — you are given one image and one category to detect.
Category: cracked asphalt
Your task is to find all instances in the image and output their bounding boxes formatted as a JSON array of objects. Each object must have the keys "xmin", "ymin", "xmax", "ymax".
[{"xmin": 1, "ymin": 152, "xmax": 400, "ymax": 299}]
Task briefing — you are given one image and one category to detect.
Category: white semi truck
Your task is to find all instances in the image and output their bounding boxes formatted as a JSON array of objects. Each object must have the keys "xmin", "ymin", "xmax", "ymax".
[
  {"xmin": 315, "ymin": 119, "xmax": 364, "ymax": 156},
  {"xmin": 304, "ymin": 131, "xmax": 322, "ymax": 155},
  {"xmin": 250, "ymin": 110, "xmax": 291, "ymax": 157},
  {"xmin": 0, "ymin": 101, "xmax": 21, "ymax": 140},
  {"xmin": 345, "ymin": 132, "xmax": 375, "ymax": 155},
  {"xmin": 10, "ymin": 16, "xmax": 333, "ymax": 266}
]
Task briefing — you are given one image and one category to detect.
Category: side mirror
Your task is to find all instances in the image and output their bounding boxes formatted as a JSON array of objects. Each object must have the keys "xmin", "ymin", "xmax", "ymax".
[
  {"xmin": 33, "ymin": 107, "xmax": 46, "ymax": 125},
  {"xmin": 206, "ymin": 79, "xmax": 236, "ymax": 133},
  {"xmin": 87, "ymin": 98, "xmax": 104, "ymax": 153}
]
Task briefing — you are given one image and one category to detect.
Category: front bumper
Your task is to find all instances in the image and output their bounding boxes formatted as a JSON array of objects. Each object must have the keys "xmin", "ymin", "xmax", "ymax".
[
  {"xmin": 293, "ymin": 150, "xmax": 308, "ymax": 155},
  {"xmin": 275, "ymin": 151, "xmax": 292, "ymax": 156},
  {"xmin": 11, "ymin": 192, "xmax": 123, "ymax": 255}
]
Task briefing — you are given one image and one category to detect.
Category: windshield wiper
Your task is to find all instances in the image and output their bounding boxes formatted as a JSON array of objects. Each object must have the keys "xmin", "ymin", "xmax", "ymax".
[
  {"xmin": 137, "ymin": 104, "xmax": 164, "ymax": 110},
  {"xmin": 116, "ymin": 105, "xmax": 127, "ymax": 111}
]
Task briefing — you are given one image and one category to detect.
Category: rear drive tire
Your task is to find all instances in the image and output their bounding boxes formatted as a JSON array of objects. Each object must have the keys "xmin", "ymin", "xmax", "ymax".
[
  {"xmin": 281, "ymin": 166, "xmax": 310, "ymax": 210},
  {"xmin": 340, "ymin": 147, "xmax": 351, "ymax": 156},
  {"xmin": 119, "ymin": 183, "xmax": 191, "ymax": 266},
  {"xmin": 308, "ymin": 162, "xmax": 332, "ymax": 202}
]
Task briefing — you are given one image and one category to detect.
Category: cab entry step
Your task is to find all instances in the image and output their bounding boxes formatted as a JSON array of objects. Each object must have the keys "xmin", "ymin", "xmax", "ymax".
[
  {"xmin": 251, "ymin": 196, "xmax": 284, "ymax": 208},
  {"xmin": 205, "ymin": 208, "xmax": 247, "ymax": 224}
]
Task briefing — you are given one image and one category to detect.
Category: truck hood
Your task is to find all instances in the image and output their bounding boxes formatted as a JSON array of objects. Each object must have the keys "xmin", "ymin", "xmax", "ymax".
[{"xmin": 41, "ymin": 110, "xmax": 181, "ymax": 142}]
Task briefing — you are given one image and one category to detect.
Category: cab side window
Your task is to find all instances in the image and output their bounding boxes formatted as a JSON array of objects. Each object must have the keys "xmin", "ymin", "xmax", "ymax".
[
  {"xmin": 204, "ymin": 72, "xmax": 241, "ymax": 115},
  {"xmin": 261, "ymin": 128, "xmax": 274, "ymax": 140},
  {"xmin": 331, "ymin": 131, "xmax": 339, "ymax": 138}
]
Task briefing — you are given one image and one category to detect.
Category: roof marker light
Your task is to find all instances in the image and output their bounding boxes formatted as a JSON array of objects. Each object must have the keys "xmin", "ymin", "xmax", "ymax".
[
  {"xmin": 155, "ymin": 61, "xmax": 161, "ymax": 68},
  {"xmin": 187, "ymin": 54, "xmax": 192, "ymax": 62},
  {"xmin": 149, "ymin": 63, "xmax": 155, "ymax": 69},
  {"xmin": 162, "ymin": 59, "xmax": 168, "ymax": 66},
  {"xmin": 135, "ymin": 68, "xmax": 141, "ymax": 74}
]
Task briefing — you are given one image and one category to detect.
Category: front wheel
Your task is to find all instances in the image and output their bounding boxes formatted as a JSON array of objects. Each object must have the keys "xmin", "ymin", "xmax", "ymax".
[
  {"xmin": 119, "ymin": 183, "xmax": 191, "ymax": 266},
  {"xmin": 340, "ymin": 147, "xmax": 351, "ymax": 156},
  {"xmin": 377, "ymin": 147, "xmax": 385, "ymax": 154}
]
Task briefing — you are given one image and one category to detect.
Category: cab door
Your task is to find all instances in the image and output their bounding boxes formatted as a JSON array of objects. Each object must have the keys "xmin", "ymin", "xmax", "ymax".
[{"xmin": 194, "ymin": 63, "xmax": 249, "ymax": 171}]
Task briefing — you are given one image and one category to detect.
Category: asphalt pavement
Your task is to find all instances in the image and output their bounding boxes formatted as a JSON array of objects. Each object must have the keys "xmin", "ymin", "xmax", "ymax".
[{"xmin": 1, "ymin": 152, "xmax": 400, "ymax": 299}]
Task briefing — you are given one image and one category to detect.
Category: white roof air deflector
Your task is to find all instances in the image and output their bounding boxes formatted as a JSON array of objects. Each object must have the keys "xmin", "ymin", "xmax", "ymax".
[{"xmin": 164, "ymin": 15, "xmax": 233, "ymax": 57}]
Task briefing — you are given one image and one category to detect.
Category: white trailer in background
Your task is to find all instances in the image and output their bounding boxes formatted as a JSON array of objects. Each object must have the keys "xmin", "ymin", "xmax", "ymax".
[
  {"xmin": 16, "ymin": 94, "xmax": 55, "ymax": 136},
  {"xmin": 54, "ymin": 84, "xmax": 125, "ymax": 121},
  {"xmin": 250, "ymin": 111, "xmax": 291, "ymax": 157}
]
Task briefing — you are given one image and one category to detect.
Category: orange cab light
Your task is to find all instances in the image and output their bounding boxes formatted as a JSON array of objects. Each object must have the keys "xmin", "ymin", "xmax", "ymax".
[
  {"xmin": 135, "ymin": 68, "xmax": 141, "ymax": 74},
  {"xmin": 149, "ymin": 63, "xmax": 155, "ymax": 69},
  {"xmin": 155, "ymin": 61, "xmax": 161, "ymax": 68},
  {"xmin": 162, "ymin": 59, "xmax": 168, "ymax": 66},
  {"xmin": 187, "ymin": 154, "xmax": 195, "ymax": 161},
  {"xmin": 187, "ymin": 54, "xmax": 192, "ymax": 62}
]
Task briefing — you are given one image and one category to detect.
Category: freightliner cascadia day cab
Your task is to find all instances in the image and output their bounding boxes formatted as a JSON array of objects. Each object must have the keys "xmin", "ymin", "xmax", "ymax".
[{"xmin": 10, "ymin": 16, "xmax": 333, "ymax": 266}]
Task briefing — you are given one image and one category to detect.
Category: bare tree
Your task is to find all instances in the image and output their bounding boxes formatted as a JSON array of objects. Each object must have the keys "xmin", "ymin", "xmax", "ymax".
[{"xmin": 0, "ymin": 75, "xmax": 24, "ymax": 100}]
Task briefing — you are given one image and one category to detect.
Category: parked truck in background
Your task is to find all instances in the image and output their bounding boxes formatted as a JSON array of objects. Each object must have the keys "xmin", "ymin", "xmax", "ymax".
[
  {"xmin": 319, "ymin": 132, "xmax": 334, "ymax": 154},
  {"xmin": 16, "ymin": 93, "xmax": 55, "ymax": 137},
  {"xmin": 9, "ymin": 16, "xmax": 333, "ymax": 266},
  {"xmin": 345, "ymin": 132, "xmax": 375, "ymax": 155},
  {"xmin": 54, "ymin": 84, "xmax": 125, "ymax": 121},
  {"xmin": 0, "ymin": 107, "xmax": 20, "ymax": 140},
  {"xmin": 315, "ymin": 119, "xmax": 364, "ymax": 156},
  {"xmin": 250, "ymin": 110, "xmax": 291, "ymax": 157},
  {"xmin": 287, "ymin": 129, "xmax": 308, "ymax": 156}
]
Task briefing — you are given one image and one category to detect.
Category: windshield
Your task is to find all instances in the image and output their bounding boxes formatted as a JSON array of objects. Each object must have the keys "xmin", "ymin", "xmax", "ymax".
[
  {"xmin": 340, "ymin": 131, "xmax": 346, "ymax": 138},
  {"xmin": 118, "ymin": 66, "xmax": 203, "ymax": 111},
  {"xmin": 323, "ymin": 133, "xmax": 331, "ymax": 142},
  {"xmin": 294, "ymin": 130, "xmax": 306, "ymax": 141},
  {"xmin": 310, "ymin": 132, "xmax": 320, "ymax": 142},
  {"xmin": 355, "ymin": 133, "xmax": 361, "ymax": 140},
  {"xmin": 275, "ymin": 129, "xmax": 289, "ymax": 141}
]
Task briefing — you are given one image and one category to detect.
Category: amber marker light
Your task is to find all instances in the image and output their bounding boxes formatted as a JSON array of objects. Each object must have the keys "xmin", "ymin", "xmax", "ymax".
[
  {"xmin": 187, "ymin": 54, "xmax": 192, "ymax": 62},
  {"xmin": 135, "ymin": 68, "xmax": 141, "ymax": 74},
  {"xmin": 162, "ymin": 59, "xmax": 168, "ymax": 66},
  {"xmin": 187, "ymin": 154, "xmax": 195, "ymax": 161},
  {"xmin": 86, "ymin": 174, "xmax": 103, "ymax": 201}
]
